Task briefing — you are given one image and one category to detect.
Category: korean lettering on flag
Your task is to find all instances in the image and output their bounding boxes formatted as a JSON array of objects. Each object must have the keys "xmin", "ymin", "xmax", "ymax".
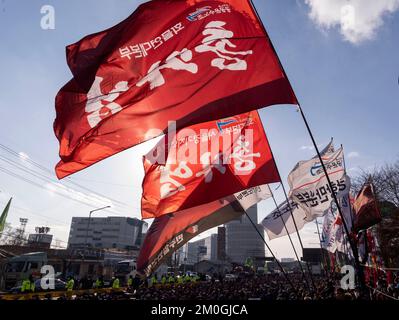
[
  {"xmin": 141, "ymin": 111, "xmax": 279, "ymax": 219},
  {"xmin": 321, "ymin": 196, "xmax": 350, "ymax": 254},
  {"xmin": 340, "ymin": 191, "xmax": 354, "ymax": 231},
  {"xmin": 321, "ymin": 202, "xmax": 340, "ymax": 253},
  {"xmin": 261, "ymin": 199, "xmax": 307, "ymax": 240},
  {"xmin": 234, "ymin": 184, "xmax": 272, "ymax": 211},
  {"xmin": 288, "ymin": 147, "xmax": 349, "ymax": 221},
  {"xmin": 54, "ymin": 0, "xmax": 297, "ymax": 179},
  {"xmin": 138, "ymin": 183, "xmax": 270, "ymax": 277}
]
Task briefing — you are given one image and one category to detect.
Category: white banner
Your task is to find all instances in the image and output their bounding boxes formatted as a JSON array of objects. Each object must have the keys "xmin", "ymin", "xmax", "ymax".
[
  {"xmin": 321, "ymin": 202, "xmax": 340, "ymax": 253},
  {"xmin": 261, "ymin": 199, "xmax": 307, "ymax": 240},
  {"xmin": 234, "ymin": 184, "xmax": 272, "ymax": 211},
  {"xmin": 321, "ymin": 194, "xmax": 351, "ymax": 254},
  {"xmin": 288, "ymin": 147, "xmax": 349, "ymax": 221}
]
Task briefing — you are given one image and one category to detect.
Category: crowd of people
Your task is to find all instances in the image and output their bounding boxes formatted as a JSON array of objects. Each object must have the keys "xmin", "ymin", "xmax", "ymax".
[
  {"xmin": 36, "ymin": 271, "xmax": 399, "ymax": 301},
  {"xmin": 2, "ymin": 268, "xmax": 398, "ymax": 301},
  {"xmin": 131, "ymin": 272, "xmax": 399, "ymax": 301}
]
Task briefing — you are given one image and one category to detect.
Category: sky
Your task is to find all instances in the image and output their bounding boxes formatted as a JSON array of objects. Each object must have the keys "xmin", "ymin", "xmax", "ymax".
[{"xmin": 0, "ymin": 0, "xmax": 398, "ymax": 258}]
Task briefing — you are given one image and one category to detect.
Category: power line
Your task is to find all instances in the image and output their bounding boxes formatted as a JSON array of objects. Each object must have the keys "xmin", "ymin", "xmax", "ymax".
[
  {"xmin": 0, "ymin": 143, "xmax": 134, "ymax": 209},
  {"xmin": 0, "ymin": 160, "xmax": 141, "ymax": 214},
  {"xmin": 0, "ymin": 166, "xmax": 115, "ymax": 209},
  {"xmin": 0, "ymin": 155, "xmax": 114, "ymax": 208},
  {"xmin": 0, "ymin": 200, "xmax": 69, "ymax": 225},
  {"xmin": 67, "ymin": 177, "xmax": 140, "ymax": 189}
]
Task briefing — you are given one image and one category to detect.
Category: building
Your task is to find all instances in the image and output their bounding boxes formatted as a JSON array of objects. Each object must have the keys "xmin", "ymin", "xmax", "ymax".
[
  {"xmin": 27, "ymin": 233, "xmax": 53, "ymax": 249},
  {"xmin": 0, "ymin": 245, "xmax": 136, "ymax": 290},
  {"xmin": 27, "ymin": 226, "xmax": 53, "ymax": 249},
  {"xmin": 266, "ymin": 260, "xmax": 306, "ymax": 274},
  {"xmin": 185, "ymin": 234, "xmax": 218, "ymax": 264},
  {"xmin": 193, "ymin": 260, "xmax": 231, "ymax": 275},
  {"xmin": 225, "ymin": 204, "xmax": 265, "ymax": 264},
  {"xmin": 217, "ymin": 226, "xmax": 226, "ymax": 261},
  {"xmin": 68, "ymin": 216, "xmax": 148, "ymax": 250}
]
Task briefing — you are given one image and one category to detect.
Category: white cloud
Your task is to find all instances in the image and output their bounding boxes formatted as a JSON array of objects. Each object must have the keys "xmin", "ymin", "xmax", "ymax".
[
  {"xmin": 304, "ymin": 0, "xmax": 399, "ymax": 44},
  {"xmin": 299, "ymin": 141, "xmax": 330, "ymax": 152},
  {"xmin": 300, "ymin": 145, "xmax": 314, "ymax": 151},
  {"xmin": 347, "ymin": 151, "xmax": 360, "ymax": 159}
]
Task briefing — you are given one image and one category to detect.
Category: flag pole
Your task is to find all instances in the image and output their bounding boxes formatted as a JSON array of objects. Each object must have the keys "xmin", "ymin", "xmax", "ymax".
[
  {"xmin": 341, "ymin": 144, "xmax": 357, "ymax": 265},
  {"xmin": 242, "ymin": 209, "xmax": 298, "ymax": 296},
  {"xmin": 341, "ymin": 144, "xmax": 355, "ymax": 231},
  {"xmin": 279, "ymin": 185, "xmax": 316, "ymax": 289},
  {"xmin": 258, "ymin": 119, "xmax": 316, "ymax": 289},
  {"xmin": 314, "ymin": 218, "xmax": 330, "ymax": 276},
  {"xmin": 269, "ymin": 189, "xmax": 312, "ymax": 292},
  {"xmin": 297, "ymin": 104, "xmax": 365, "ymax": 289},
  {"xmin": 248, "ymin": 0, "xmax": 365, "ymax": 290}
]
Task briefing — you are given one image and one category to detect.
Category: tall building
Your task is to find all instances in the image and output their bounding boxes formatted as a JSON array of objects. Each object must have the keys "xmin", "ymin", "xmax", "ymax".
[
  {"xmin": 225, "ymin": 204, "xmax": 265, "ymax": 264},
  {"xmin": 68, "ymin": 216, "xmax": 148, "ymax": 250},
  {"xmin": 217, "ymin": 226, "xmax": 226, "ymax": 261},
  {"xmin": 185, "ymin": 234, "xmax": 218, "ymax": 264}
]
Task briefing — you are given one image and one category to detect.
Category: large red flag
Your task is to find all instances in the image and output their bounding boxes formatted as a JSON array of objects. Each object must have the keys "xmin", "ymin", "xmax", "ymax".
[
  {"xmin": 141, "ymin": 111, "xmax": 279, "ymax": 219},
  {"xmin": 54, "ymin": 0, "xmax": 297, "ymax": 178},
  {"xmin": 353, "ymin": 183, "xmax": 381, "ymax": 232},
  {"xmin": 137, "ymin": 185, "xmax": 268, "ymax": 277}
]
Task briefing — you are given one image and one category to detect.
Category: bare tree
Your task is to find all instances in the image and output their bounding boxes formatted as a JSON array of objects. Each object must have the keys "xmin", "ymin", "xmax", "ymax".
[{"xmin": 352, "ymin": 160, "xmax": 399, "ymax": 207}]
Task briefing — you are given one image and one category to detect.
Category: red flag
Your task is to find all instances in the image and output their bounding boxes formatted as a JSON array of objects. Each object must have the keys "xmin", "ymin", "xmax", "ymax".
[
  {"xmin": 54, "ymin": 0, "xmax": 297, "ymax": 178},
  {"xmin": 136, "ymin": 198, "xmax": 242, "ymax": 277},
  {"xmin": 141, "ymin": 111, "xmax": 279, "ymax": 219},
  {"xmin": 137, "ymin": 185, "xmax": 268, "ymax": 276},
  {"xmin": 353, "ymin": 183, "xmax": 381, "ymax": 232}
]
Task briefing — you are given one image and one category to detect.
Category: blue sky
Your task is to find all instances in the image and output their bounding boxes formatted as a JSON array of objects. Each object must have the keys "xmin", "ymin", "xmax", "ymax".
[{"xmin": 0, "ymin": 0, "xmax": 398, "ymax": 258}]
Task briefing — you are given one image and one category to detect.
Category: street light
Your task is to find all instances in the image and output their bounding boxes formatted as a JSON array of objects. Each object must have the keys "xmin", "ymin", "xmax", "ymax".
[{"xmin": 85, "ymin": 205, "xmax": 111, "ymax": 248}]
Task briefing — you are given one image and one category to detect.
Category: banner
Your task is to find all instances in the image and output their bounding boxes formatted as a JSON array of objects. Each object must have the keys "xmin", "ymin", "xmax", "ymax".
[
  {"xmin": 321, "ymin": 193, "xmax": 351, "ymax": 254},
  {"xmin": 235, "ymin": 184, "xmax": 271, "ymax": 211},
  {"xmin": 261, "ymin": 199, "xmax": 307, "ymax": 240},
  {"xmin": 321, "ymin": 201, "xmax": 340, "ymax": 253},
  {"xmin": 137, "ymin": 185, "xmax": 270, "ymax": 277},
  {"xmin": 353, "ymin": 183, "xmax": 381, "ymax": 232},
  {"xmin": 54, "ymin": 0, "xmax": 298, "ymax": 179},
  {"xmin": 288, "ymin": 146, "xmax": 349, "ymax": 221},
  {"xmin": 340, "ymin": 192, "xmax": 354, "ymax": 231},
  {"xmin": 141, "ymin": 111, "xmax": 279, "ymax": 219},
  {"xmin": 0, "ymin": 198, "xmax": 12, "ymax": 233}
]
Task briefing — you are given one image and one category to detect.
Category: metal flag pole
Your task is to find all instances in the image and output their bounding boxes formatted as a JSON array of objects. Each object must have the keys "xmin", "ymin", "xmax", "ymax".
[
  {"xmin": 257, "ymin": 118, "xmax": 316, "ymax": 290},
  {"xmin": 241, "ymin": 209, "xmax": 299, "ymax": 296},
  {"xmin": 341, "ymin": 144, "xmax": 355, "ymax": 230},
  {"xmin": 269, "ymin": 190, "xmax": 312, "ymax": 292},
  {"xmin": 277, "ymin": 183, "xmax": 317, "ymax": 289},
  {"xmin": 314, "ymin": 218, "xmax": 330, "ymax": 276},
  {"xmin": 297, "ymin": 105, "xmax": 365, "ymax": 288},
  {"xmin": 341, "ymin": 144, "xmax": 357, "ymax": 265},
  {"xmin": 248, "ymin": 0, "xmax": 365, "ymax": 290}
]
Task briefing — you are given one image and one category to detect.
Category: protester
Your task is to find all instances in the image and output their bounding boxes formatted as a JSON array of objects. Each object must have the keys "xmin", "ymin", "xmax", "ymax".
[{"xmin": 6, "ymin": 270, "xmax": 398, "ymax": 301}]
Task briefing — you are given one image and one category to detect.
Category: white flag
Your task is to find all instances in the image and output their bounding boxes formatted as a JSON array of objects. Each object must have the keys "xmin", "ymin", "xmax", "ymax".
[
  {"xmin": 261, "ymin": 199, "xmax": 307, "ymax": 240},
  {"xmin": 288, "ymin": 146, "xmax": 349, "ymax": 221},
  {"xmin": 321, "ymin": 195, "xmax": 350, "ymax": 253},
  {"xmin": 321, "ymin": 202, "xmax": 340, "ymax": 253},
  {"xmin": 340, "ymin": 192, "xmax": 354, "ymax": 231},
  {"xmin": 234, "ymin": 184, "xmax": 272, "ymax": 211}
]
